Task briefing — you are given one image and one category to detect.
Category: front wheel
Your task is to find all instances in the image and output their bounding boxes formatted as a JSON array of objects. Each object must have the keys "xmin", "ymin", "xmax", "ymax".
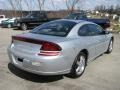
[
  {"xmin": 106, "ymin": 40, "xmax": 113, "ymax": 54},
  {"xmin": 69, "ymin": 52, "xmax": 86, "ymax": 78},
  {"xmin": 21, "ymin": 23, "xmax": 27, "ymax": 30},
  {"xmin": 7, "ymin": 24, "xmax": 11, "ymax": 28}
]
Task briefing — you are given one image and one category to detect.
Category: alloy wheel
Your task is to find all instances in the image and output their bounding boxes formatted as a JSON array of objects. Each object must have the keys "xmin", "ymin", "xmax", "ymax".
[{"xmin": 75, "ymin": 55, "xmax": 86, "ymax": 75}]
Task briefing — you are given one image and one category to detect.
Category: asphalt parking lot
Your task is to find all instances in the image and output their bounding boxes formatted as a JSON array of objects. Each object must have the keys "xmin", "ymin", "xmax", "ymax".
[{"xmin": 0, "ymin": 27, "xmax": 120, "ymax": 90}]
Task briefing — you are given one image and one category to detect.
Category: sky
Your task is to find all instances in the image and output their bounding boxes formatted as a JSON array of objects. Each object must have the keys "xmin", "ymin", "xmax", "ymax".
[{"xmin": 0, "ymin": 0, "xmax": 120, "ymax": 11}]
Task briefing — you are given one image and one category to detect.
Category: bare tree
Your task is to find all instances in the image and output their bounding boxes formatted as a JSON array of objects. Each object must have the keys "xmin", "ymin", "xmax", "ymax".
[
  {"xmin": 51, "ymin": 0, "xmax": 57, "ymax": 10},
  {"xmin": 7, "ymin": 0, "xmax": 17, "ymax": 17},
  {"xmin": 50, "ymin": 0, "xmax": 58, "ymax": 17},
  {"xmin": 115, "ymin": 4, "xmax": 120, "ymax": 14},
  {"xmin": 37, "ymin": 0, "xmax": 46, "ymax": 12},
  {"xmin": 65, "ymin": 0, "xmax": 80, "ymax": 13},
  {"xmin": 7, "ymin": 0, "xmax": 23, "ymax": 17},
  {"xmin": 16, "ymin": 0, "xmax": 23, "ymax": 17},
  {"xmin": 24, "ymin": 0, "xmax": 33, "ymax": 13},
  {"xmin": 24, "ymin": 0, "xmax": 29, "ymax": 10}
]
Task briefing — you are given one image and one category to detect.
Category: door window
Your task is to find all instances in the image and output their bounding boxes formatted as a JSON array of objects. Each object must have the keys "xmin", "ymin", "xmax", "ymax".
[{"xmin": 78, "ymin": 24, "xmax": 103, "ymax": 36}]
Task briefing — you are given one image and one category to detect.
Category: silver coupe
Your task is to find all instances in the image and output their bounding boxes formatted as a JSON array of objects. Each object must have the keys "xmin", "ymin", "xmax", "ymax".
[{"xmin": 8, "ymin": 19, "xmax": 114, "ymax": 78}]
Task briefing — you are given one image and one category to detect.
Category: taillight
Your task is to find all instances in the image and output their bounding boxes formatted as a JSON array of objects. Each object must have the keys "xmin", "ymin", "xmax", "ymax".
[
  {"xmin": 38, "ymin": 42, "xmax": 62, "ymax": 56},
  {"xmin": 40, "ymin": 42, "xmax": 61, "ymax": 51},
  {"xmin": 12, "ymin": 35, "xmax": 62, "ymax": 56}
]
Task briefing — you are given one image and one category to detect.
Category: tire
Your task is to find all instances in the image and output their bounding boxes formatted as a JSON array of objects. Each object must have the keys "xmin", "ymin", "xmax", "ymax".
[
  {"xmin": 7, "ymin": 24, "xmax": 11, "ymax": 28},
  {"xmin": 106, "ymin": 39, "xmax": 113, "ymax": 54},
  {"xmin": 69, "ymin": 52, "xmax": 87, "ymax": 78},
  {"xmin": 21, "ymin": 23, "xmax": 27, "ymax": 30}
]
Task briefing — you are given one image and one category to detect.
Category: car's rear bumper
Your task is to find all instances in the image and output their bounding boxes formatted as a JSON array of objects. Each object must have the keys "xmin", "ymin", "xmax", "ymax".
[{"xmin": 7, "ymin": 46, "xmax": 70, "ymax": 75}]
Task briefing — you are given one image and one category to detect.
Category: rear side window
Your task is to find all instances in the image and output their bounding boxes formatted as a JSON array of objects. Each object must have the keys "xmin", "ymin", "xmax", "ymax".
[
  {"xmin": 30, "ymin": 20, "xmax": 76, "ymax": 37},
  {"xmin": 87, "ymin": 24, "xmax": 103, "ymax": 36},
  {"xmin": 78, "ymin": 25, "xmax": 90, "ymax": 36}
]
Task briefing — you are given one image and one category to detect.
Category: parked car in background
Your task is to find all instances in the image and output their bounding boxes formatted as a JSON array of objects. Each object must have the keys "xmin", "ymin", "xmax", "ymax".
[
  {"xmin": 14, "ymin": 12, "xmax": 59, "ymax": 30},
  {"xmin": 1, "ymin": 18, "xmax": 16, "ymax": 28},
  {"xmin": 8, "ymin": 19, "xmax": 114, "ymax": 78},
  {"xmin": 0, "ymin": 15, "xmax": 8, "ymax": 25},
  {"xmin": 65, "ymin": 12, "xmax": 110, "ymax": 29}
]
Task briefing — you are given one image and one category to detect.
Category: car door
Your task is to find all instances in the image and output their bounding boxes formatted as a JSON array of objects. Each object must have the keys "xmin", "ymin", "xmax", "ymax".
[
  {"xmin": 29, "ymin": 13, "xmax": 41, "ymax": 26},
  {"xmin": 87, "ymin": 24, "xmax": 107, "ymax": 56},
  {"xmin": 78, "ymin": 24, "xmax": 98, "ymax": 61}
]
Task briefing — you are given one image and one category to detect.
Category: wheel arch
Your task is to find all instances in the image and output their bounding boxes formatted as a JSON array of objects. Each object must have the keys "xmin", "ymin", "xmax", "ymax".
[
  {"xmin": 69, "ymin": 49, "xmax": 89, "ymax": 78},
  {"xmin": 72, "ymin": 49, "xmax": 89, "ymax": 66}
]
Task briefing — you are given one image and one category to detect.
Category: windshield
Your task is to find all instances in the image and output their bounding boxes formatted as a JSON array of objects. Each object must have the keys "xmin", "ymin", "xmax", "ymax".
[
  {"xmin": 26, "ymin": 13, "xmax": 44, "ymax": 18},
  {"xmin": 65, "ymin": 13, "xmax": 87, "ymax": 19},
  {"xmin": 30, "ymin": 20, "xmax": 77, "ymax": 37},
  {"xmin": 65, "ymin": 14, "xmax": 78, "ymax": 19},
  {"xmin": 26, "ymin": 13, "xmax": 38, "ymax": 18}
]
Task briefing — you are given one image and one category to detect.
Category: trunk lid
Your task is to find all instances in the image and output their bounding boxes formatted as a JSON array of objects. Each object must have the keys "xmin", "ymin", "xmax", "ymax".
[{"xmin": 11, "ymin": 33, "xmax": 68, "ymax": 56}]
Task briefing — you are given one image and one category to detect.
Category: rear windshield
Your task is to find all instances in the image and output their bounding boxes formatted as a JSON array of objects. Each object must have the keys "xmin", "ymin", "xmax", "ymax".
[{"xmin": 30, "ymin": 20, "xmax": 76, "ymax": 37}]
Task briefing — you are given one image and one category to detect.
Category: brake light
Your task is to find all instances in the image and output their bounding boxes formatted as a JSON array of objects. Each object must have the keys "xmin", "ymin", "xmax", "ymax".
[{"xmin": 38, "ymin": 42, "xmax": 62, "ymax": 56}]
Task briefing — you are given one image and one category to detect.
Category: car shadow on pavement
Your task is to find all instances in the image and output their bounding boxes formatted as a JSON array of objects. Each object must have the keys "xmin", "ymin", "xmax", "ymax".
[{"xmin": 8, "ymin": 63, "xmax": 63, "ymax": 83}]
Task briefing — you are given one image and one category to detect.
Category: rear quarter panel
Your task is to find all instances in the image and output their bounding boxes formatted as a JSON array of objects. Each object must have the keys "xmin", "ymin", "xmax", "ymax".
[{"xmin": 57, "ymin": 36, "xmax": 96, "ymax": 69}]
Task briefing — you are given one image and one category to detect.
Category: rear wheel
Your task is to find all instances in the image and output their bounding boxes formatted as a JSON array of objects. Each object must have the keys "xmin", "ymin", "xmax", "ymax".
[
  {"xmin": 21, "ymin": 23, "xmax": 27, "ymax": 30},
  {"xmin": 69, "ymin": 52, "xmax": 86, "ymax": 78},
  {"xmin": 106, "ymin": 40, "xmax": 113, "ymax": 54}
]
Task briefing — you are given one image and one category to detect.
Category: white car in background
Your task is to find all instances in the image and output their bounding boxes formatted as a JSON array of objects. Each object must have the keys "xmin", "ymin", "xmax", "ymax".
[
  {"xmin": 0, "ymin": 15, "xmax": 8, "ymax": 25},
  {"xmin": 1, "ymin": 18, "xmax": 16, "ymax": 28}
]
